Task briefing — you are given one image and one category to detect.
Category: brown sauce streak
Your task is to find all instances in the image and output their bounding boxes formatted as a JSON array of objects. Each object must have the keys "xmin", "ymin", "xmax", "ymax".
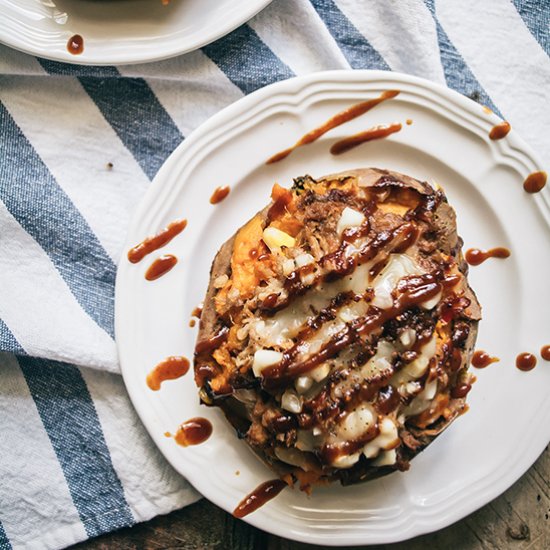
[
  {"xmin": 523, "ymin": 171, "xmax": 547, "ymax": 194},
  {"xmin": 330, "ymin": 123, "xmax": 402, "ymax": 155},
  {"xmin": 195, "ymin": 326, "xmax": 229, "ymax": 355},
  {"xmin": 145, "ymin": 254, "xmax": 177, "ymax": 281},
  {"xmin": 174, "ymin": 417, "xmax": 212, "ymax": 446},
  {"xmin": 67, "ymin": 34, "xmax": 84, "ymax": 55},
  {"xmin": 146, "ymin": 356, "xmax": 190, "ymax": 391},
  {"xmin": 233, "ymin": 479, "xmax": 287, "ymax": 518},
  {"xmin": 541, "ymin": 345, "xmax": 550, "ymax": 361},
  {"xmin": 451, "ymin": 382, "xmax": 472, "ymax": 399},
  {"xmin": 516, "ymin": 352, "xmax": 537, "ymax": 371},
  {"xmin": 266, "ymin": 90, "xmax": 400, "ymax": 164},
  {"xmin": 471, "ymin": 350, "xmax": 499, "ymax": 369},
  {"xmin": 210, "ymin": 186, "xmax": 231, "ymax": 204},
  {"xmin": 263, "ymin": 274, "xmax": 441, "ymax": 386},
  {"xmin": 465, "ymin": 247, "xmax": 510, "ymax": 266},
  {"xmin": 128, "ymin": 219, "xmax": 187, "ymax": 263},
  {"xmin": 489, "ymin": 121, "xmax": 511, "ymax": 140}
]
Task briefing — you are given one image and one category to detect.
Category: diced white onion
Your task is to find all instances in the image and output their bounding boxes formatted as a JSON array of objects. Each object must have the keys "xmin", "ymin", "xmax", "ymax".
[
  {"xmin": 363, "ymin": 417, "xmax": 398, "ymax": 458},
  {"xmin": 310, "ymin": 363, "xmax": 331, "ymax": 382},
  {"xmin": 262, "ymin": 226, "xmax": 296, "ymax": 251},
  {"xmin": 420, "ymin": 291, "xmax": 442, "ymax": 310},
  {"xmin": 336, "ymin": 207, "xmax": 366, "ymax": 235},
  {"xmin": 295, "ymin": 376, "xmax": 313, "ymax": 394},
  {"xmin": 282, "ymin": 258, "xmax": 296, "ymax": 276},
  {"xmin": 399, "ymin": 328, "xmax": 416, "ymax": 348},
  {"xmin": 332, "ymin": 452, "xmax": 361, "ymax": 469},
  {"xmin": 338, "ymin": 404, "xmax": 375, "ymax": 440},
  {"xmin": 295, "ymin": 253, "xmax": 315, "ymax": 268},
  {"xmin": 252, "ymin": 349, "xmax": 283, "ymax": 377},
  {"xmin": 281, "ymin": 390, "xmax": 302, "ymax": 413}
]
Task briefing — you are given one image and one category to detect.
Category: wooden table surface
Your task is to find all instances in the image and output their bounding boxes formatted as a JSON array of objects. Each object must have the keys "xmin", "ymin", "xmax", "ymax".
[{"xmin": 72, "ymin": 445, "xmax": 549, "ymax": 550}]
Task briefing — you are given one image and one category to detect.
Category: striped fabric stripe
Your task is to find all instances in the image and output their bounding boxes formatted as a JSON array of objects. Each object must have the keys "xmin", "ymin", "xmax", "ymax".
[
  {"xmin": 36, "ymin": 60, "xmax": 120, "ymax": 78},
  {"xmin": 18, "ymin": 356, "xmax": 135, "ymax": 538},
  {"xmin": 0, "ymin": 521, "xmax": 11, "ymax": 550},
  {"xmin": 202, "ymin": 24, "xmax": 294, "ymax": 94},
  {"xmin": 310, "ymin": 0, "xmax": 390, "ymax": 70},
  {"xmin": 423, "ymin": 0, "xmax": 501, "ymax": 116},
  {"xmin": 0, "ymin": 103, "xmax": 116, "ymax": 338},
  {"xmin": 0, "ymin": 318, "xmax": 24, "ymax": 356},
  {"xmin": 512, "ymin": 0, "xmax": 549, "ymax": 55},
  {"xmin": 38, "ymin": 60, "xmax": 184, "ymax": 181}
]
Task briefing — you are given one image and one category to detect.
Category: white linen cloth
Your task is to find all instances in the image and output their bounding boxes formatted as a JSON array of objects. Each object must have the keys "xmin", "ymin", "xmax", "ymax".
[{"xmin": 0, "ymin": 1, "xmax": 548, "ymax": 548}]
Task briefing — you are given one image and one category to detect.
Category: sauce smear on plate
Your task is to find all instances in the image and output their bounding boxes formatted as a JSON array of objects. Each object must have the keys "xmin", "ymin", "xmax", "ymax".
[
  {"xmin": 145, "ymin": 254, "xmax": 177, "ymax": 280},
  {"xmin": 465, "ymin": 247, "xmax": 510, "ymax": 266},
  {"xmin": 67, "ymin": 35, "xmax": 84, "ymax": 55},
  {"xmin": 233, "ymin": 479, "xmax": 288, "ymax": 518},
  {"xmin": 523, "ymin": 171, "xmax": 547, "ymax": 193},
  {"xmin": 174, "ymin": 418, "xmax": 213, "ymax": 446},
  {"xmin": 471, "ymin": 350, "xmax": 499, "ymax": 369},
  {"xmin": 210, "ymin": 186, "xmax": 231, "ymax": 204},
  {"xmin": 489, "ymin": 121, "xmax": 511, "ymax": 140},
  {"xmin": 330, "ymin": 123, "xmax": 402, "ymax": 155},
  {"xmin": 266, "ymin": 90, "xmax": 400, "ymax": 164},
  {"xmin": 516, "ymin": 353, "xmax": 537, "ymax": 371},
  {"xmin": 128, "ymin": 219, "xmax": 187, "ymax": 263},
  {"xmin": 451, "ymin": 382, "xmax": 472, "ymax": 398},
  {"xmin": 146, "ymin": 356, "xmax": 190, "ymax": 391}
]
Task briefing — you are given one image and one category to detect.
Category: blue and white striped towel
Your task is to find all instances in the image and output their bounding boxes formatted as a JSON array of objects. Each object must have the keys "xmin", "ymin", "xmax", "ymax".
[{"xmin": 0, "ymin": 1, "xmax": 548, "ymax": 548}]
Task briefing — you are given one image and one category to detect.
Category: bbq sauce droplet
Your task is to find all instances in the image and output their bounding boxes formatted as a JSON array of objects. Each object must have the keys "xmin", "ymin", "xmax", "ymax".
[
  {"xmin": 541, "ymin": 345, "xmax": 550, "ymax": 361},
  {"xmin": 146, "ymin": 356, "xmax": 190, "ymax": 391},
  {"xmin": 210, "ymin": 186, "xmax": 231, "ymax": 204},
  {"xmin": 330, "ymin": 122, "xmax": 402, "ymax": 155},
  {"xmin": 471, "ymin": 350, "xmax": 499, "ymax": 369},
  {"xmin": 465, "ymin": 247, "xmax": 510, "ymax": 266},
  {"xmin": 174, "ymin": 417, "xmax": 213, "ymax": 446},
  {"xmin": 233, "ymin": 479, "xmax": 287, "ymax": 518},
  {"xmin": 489, "ymin": 121, "xmax": 511, "ymax": 140},
  {"xmin": 523, "ymin": 171, "xmax": 547, "ymax": 194},
  {"xmin": 266, "ymin": 90, "xmax": 400, "ymax": 164},
  {"xmin": 127, "ymin": 219, "xmax": 187, "ymax": 263},
  {"xmin": 516, "ymin": 353, "xmax": 537, "ymax": 371},
  {"xmin": 451, "ymin": 382, "xmax": 472, "ymax": 399},
  {"xmin": 67, "ymin": 34, "xmax": 84, "ymax": 55},
  {"xmin": 406, "ymin": 119, "xmax": 413, "ymax": 125},
  {"xmin": 145, "ymin": 254, "xmax": 177, "ymax": 280}
]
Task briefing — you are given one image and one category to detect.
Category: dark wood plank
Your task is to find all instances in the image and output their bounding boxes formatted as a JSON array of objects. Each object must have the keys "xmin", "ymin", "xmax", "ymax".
[{"xmin": 72, "ymin": 446, "xmax": 549, "ymax": 550}]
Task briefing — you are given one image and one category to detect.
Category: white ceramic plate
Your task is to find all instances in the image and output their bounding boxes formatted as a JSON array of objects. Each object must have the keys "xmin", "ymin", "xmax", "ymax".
[
  {"xmin": 0, "ymin": 0, "xmax": 272, "ymax": 65},
  {"xmin": 116, "ymin": 70, "xmax": 550, "ymax": 545}
]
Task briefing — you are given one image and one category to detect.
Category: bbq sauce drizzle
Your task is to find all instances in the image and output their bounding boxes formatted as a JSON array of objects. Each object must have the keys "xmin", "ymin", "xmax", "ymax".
[
  {"xmin": 233, "ymin": 479, "xmax": 287, "ymax": 518},
  {"xmin": 330, "ymin": 123, "xmax": 402, "ymax": 155},
  {"xmin": 146, "ymin": 356, "xmax": 190, "ymax": 391},
  {"xmin": 145, "ymin": 254, "xmax": 178, "ymax": 280},
  {"xmin": 210, "ymin": 186, "xmax": 231, "ymax": 204},
  {"xmin": 67, "ymin": 35, "xmax": 84, "ymax": 55},
  {"xmin": 173, "ymin": 417, "xmax": 212, "ymax": 446},
  {"xmin": 465, "ymin": 247, "xmax": 510, "ymax": 266},
  {"xmin": 128, "ymin": 219, "xmax": 187, "ymax": 263},
  {"xmin": 266, "ymin": 90, "xmax": 400, "ymax": 164}
]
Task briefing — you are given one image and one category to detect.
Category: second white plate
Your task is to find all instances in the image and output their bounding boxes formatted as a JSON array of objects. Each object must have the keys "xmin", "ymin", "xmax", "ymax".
[
  {"xmin": 116, "ymin": 70, "xmax": 550, "ymax": 545},
  {"xmin": 0, "ymin": 0, "xmax": 272, "ymax": 65}
]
